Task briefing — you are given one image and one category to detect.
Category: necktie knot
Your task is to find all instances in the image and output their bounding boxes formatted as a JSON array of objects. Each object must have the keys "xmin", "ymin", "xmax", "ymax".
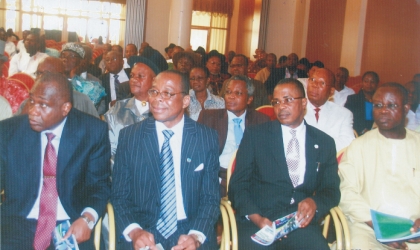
[
  {"xmin": 290, "ymin": 129, "xmax": 297, "ymax": 137},
  {"xmin": 163, "ymin": 130, "xmax": 174, "ymax": 140},
  {"xmin": 233, "ymin": 118, "xmax": 242, "ymax": 125},
  {"xmin": 113, "ymin": 74, "xmax": 119, "ymax": 81},
  {"xmin": 46, "ymin": 132, "xmax": 55, "ymax": 142},
  {"xmin": 314, "ymin": 107, "xmax": 321, "ymax": 122}
]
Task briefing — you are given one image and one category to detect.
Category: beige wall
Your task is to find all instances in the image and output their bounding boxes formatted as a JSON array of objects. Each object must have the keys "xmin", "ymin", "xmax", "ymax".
[
  {"xmin": 361, "ymin": 0, "xmax": 420, "ymax": 83},
  {"xmin": 305, "ymin": 0, "xmax": 347, "ymax": 70},
  {"xmin": 144, "ymin": 0, "xmax": 171, "ymax": 57},
  {"xmin": 265, "ymin": 0, "xmax": 311, "ymax": 58}
]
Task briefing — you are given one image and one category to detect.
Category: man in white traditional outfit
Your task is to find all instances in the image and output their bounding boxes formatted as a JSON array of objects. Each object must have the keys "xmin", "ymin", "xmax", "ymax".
[{"xmin": 339, "ymin": 82, "xmax": 420, "ymax": 249}]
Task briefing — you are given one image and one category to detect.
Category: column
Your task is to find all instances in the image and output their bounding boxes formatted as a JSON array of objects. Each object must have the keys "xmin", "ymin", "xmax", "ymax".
[
  {"xmin": 167, "ymin": 0, "xmax": 193, "ymax": 49},
  {"xmin": 340, "ymin": 0, "xmax": 368, "ymax": 76}
]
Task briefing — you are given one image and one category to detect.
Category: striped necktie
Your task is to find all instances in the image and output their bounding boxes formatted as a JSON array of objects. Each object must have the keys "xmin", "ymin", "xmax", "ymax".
[{"xmin": 156, "ymin": 130, "xmax": 177, "ymax": 239}]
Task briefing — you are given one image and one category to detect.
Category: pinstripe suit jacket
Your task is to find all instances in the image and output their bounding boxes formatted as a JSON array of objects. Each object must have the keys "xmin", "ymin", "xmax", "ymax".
[{"xmin": 111, "ymin": 115, "xmax": 220, "ymax": 243}]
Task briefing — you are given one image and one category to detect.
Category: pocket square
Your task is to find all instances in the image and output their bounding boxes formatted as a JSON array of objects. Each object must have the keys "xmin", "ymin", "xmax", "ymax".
[{"xmin": 194, "ymin": 163, "xmax": 204, "ymax": 171}]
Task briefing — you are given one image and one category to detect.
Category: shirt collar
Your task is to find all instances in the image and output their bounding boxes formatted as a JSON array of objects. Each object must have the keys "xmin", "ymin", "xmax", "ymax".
[
  {"xmin": 281, "ymin": 119, "xmax": 305, "ymax": 135},
  {"xmin": 41, "ymin": 117, "xmax": 67, "ymax": 139},
  {"xmin": 110, "ymin": 67, "xmax": 126, "ymax": 77},
  {"xmin": 227, "ymin": 110, "xmax": 247, "ymax": 121},
  {"xmin": 308, "ymin": 100, "xmax": 326, "ymax": 110},
  {"xmin": 155, "ymin": 115, "xmax": 185, "ymax": 135}
]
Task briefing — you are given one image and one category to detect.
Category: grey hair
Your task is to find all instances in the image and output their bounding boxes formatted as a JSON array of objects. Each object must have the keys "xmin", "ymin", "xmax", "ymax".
[{"xmin": 226, "ymin": 74, "xmax": 255, "ymax": 96}]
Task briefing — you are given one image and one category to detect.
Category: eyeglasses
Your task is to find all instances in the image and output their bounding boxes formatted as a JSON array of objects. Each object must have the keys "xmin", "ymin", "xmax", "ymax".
[
  {"xmin": 147, "ymin": 89, "xmax": 186, "ymax": 99},
  {"xmin": 229, "ymin": 64, "xmax": 244, "ymax": 68},
  {"xmin": 105, "ymin": 58, "xmax": 118, "ymax": 63},
  {"xmin": 271, "ymin": 97, "xmax": 305, "ymax": 107},
  {"xmin": 373, "ymin": 103, "xmax": 399, "ymax": 110},
  {"xmin": 189, "ymin": 76, "xmax": 207, "ymax": 82},
  {"xmin": 225, "ymin": 90, "xmax": 246, "ymax": 97},
  {"xmin": 60, "ymin": 53, "xmax": 80, "ymax": 60},
  {"xmin": 308, "ymin": 78, "xmax": 330, "ymax": 88}
]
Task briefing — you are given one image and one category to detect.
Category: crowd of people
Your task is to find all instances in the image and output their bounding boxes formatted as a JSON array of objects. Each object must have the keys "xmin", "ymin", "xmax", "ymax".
[{"xmin": 1, "ymin": 29, "xmax": 420, "ymax": 250}]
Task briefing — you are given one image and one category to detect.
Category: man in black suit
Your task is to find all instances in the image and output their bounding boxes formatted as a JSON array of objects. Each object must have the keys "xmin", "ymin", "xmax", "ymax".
[
  {"xmin": 197, "ymin": 75, "xmax": 270, "ymax": 197},
  {"xmin": 111, "ymin": 70, "xmax": 220, "ymax": 250},
  {"xmin": 229, "ymin": 78, "xmax": 340, "ymax": 249},
  {"xmin": 265, "ymin": 53, "xmax": 307, "ymax": 98},
  {"xmin": 99, "ymin": 50, "xmax": 131, "ymax": 114},
  {"xmin": 0, "ymin": 72, "xmax": 110, "ymax": 249}
]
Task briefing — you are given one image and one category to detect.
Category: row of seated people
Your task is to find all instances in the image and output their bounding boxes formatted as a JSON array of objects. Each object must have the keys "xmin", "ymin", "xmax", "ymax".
[
  {"xmin": 2, "ymin": 52, "xmax": 420, "ymax": 249},
  {"xmin": 2, "ymin": 32, "xmax": 420, "ymax": 248}
]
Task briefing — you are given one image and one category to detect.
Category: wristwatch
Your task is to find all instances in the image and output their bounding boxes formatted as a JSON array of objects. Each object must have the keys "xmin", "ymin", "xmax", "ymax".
[{"xmin": 81, "ymin": 215, "xmax": 95, "ymax": 230}]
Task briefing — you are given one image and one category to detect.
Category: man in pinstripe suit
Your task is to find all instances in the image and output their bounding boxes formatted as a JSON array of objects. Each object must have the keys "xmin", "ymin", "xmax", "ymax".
[{"xmin": 111, "ymin": 70, "xmax": 220, "ymax": 250}]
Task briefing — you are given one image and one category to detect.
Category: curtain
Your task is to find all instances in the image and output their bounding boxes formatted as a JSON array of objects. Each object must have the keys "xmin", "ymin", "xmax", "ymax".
[
  {"xmin": 258, "ymin": 0, "xmax": 270, "ymax": 50},
  {"xmin": 193, "ymin": 0, "xmax": 234, "ymax": 17},
  {"xmin": 124, "ymin": 0, "xmax": 146, "ymax": 49}
]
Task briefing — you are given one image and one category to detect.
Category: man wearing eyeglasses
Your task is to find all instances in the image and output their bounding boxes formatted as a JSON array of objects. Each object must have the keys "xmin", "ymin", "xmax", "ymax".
[
  {"xmin": 111, "ymin": 70, "xmax": 220, "ymax": 250},
  {"xmin": 304, "ymin": 68, "xmax": 355, "ymax": 151},
  {"xmin": 339, "ymin": 82, "xmax": 420, "ymax": 249},
  {"xmin": 229, "ymin": 78, "xmax": 340, "ymax": 249},
  {"xmin": 99, "ymin": 50, "xmax": 132, "ymax": 114},
  {"xmin": 220, "ymin": 54, "xmax": 270, "ymax": 109},
  {"xmin": 197, "ymin": 75, "xmax": 270, "ymax": 197}
]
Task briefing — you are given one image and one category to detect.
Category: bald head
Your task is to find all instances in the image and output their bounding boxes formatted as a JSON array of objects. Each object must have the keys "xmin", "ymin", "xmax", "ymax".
[{"xmin": 36, "ymin": 57, "xmax": 65, "ymax": 80}]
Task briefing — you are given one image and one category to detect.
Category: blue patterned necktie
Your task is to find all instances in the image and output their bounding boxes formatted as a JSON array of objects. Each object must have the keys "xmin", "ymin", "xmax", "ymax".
[
  {"xmin": 113, "ymin": 74, "xmax": 120, "ymax": 91},
  {"xmin": 233, "ymin": 118, "xmax": 243, "ymax": 148},
  {"xmin": 156, "ymin": 130, "xmax": 177, "ymax": 239}
]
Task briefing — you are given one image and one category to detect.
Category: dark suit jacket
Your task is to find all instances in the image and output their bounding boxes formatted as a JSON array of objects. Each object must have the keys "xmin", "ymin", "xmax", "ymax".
[
  {"xmin": 265, "ymin": 67, "xmax": 307, "ymax": 95},
  {"xmin": 228, "ymin": 120, "xmax": 340, "ymax": 223},
  {"xmin": 99, "ymin": 68, "xmax": 132, "ymax": 113},
  {"xmin": 344, "ymin": 91, "xmax": 374, "ymax": 136},
  {"xmin": 197, "ymin": 109, "xmax": 270, "ymax": 155},
  {"xmin": 111, "ymin": 116, "xmax": 220, "ymax": 246},
  {"xmin": 0, "ymin": 108, "xmax": 111, "ymax": 222}
]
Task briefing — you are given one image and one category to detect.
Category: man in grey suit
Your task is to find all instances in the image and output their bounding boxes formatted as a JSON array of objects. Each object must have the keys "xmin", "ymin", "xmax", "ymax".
[{"xmin": 111, "ymin": 70, "xmax": 220, "ymax": 250}]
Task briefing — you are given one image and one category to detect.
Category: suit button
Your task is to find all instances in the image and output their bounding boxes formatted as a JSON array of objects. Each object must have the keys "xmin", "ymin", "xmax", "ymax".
[{"xmin": 290, "ymin": 198, "xmax": 295, "ymax": 204}]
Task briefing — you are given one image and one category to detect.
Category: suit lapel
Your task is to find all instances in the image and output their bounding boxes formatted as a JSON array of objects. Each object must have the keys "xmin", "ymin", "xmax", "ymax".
[
  {"xmin": 302, "ymin": 124, "xmax": 320, "ymax": 188},
  {"xmin": 143, "ymin": 118, "xmax": 161, "ymax": 187},
  {"xmin": 180, "ymin": 116, "xmax": 198, "ymax": 214},
  {"xmin": 268, "ymin": 121, "xmax": 289, "ymax": 177},
  {"xmin": 57, "ymin": 110, "xmax": 82, "ymax": 179}
]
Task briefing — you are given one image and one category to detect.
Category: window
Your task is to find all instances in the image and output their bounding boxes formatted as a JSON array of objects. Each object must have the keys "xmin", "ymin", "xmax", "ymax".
[
  {"xmin": 190, "ymin": 11, "xmax": 229, "ymax": 54},
  {"xmin": 1, "ymin": 0, "xmax": 126, "ymax": 44}
]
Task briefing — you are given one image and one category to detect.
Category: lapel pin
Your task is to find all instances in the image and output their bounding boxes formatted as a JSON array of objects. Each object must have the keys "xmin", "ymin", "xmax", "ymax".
[
  {"xmin": 314, "ymin": 144, "xmax": 319, "ymax": 149},
  {"xmin": 187, "ymin": 158, "xmax": 191, "ymax": 163}
]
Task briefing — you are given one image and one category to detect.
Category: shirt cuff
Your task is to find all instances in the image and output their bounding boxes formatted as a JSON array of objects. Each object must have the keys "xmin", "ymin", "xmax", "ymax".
[
  {"xmin": 81, "ymin": 207, "xmax": 98, "ymax": 224},
  {"xmin": 123, "ymin": 223, "xmax": 142, "ymax": 242},
  {"xmin": 188, "ymin": 230, "xmax": 206, "ymax": 244}
]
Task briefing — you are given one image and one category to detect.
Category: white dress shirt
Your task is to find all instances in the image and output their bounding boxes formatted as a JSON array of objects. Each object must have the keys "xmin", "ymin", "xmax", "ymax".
[
  {"xmin": 16, "ymin": 40, "xmax": 26, "ymax": 53},
  {"xmin": 8, "ymin": 51, "xmax": 48, "ymax": 78},
  {"xmin": 134, "ymin": 99, "xmax": 149, "ymax": 115},
  {"xmin": 281, "ymin": 121, "xmax": 306, "ymax": 186},
  {"xmin": 305, "ymin": 101, "xmax": 355, "ymax": 151},
  {"xmin": 332, "ymin": 86, "xmax": 355, "ymax": 107},
  {"xmin": 5, "ymin": 41, "xmax": 16, "ymax": 57},
  {"xmin": 109, "ymin": 68, "xmax": 130, "ymax": 101},
  {"xmin": 219, "ymin": 110, "xmax": 246, "ymax": 169},
  {"xmin": 123, "ymin": 117, "xmax": 205, "ymax": 242},
  {"xmin": 27, "ymin": 118, "xmax": 98, "ymax": 222},
  {"xmin": 406, "ymin": 109, "xmax": 420, "ymax": 131}
]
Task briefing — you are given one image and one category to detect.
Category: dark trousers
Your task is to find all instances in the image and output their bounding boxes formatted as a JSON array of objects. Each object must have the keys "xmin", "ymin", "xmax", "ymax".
[
  {"xmin": 237, "ymin": 217, "xmax": 329, "ymax": 250},
  {"xmin": 117, "ymin": 219, "xmax": 217, "ymax": 250},
  {"xmin": 1, "ymin": 215, "xmax": 95, "ymax": 250}
]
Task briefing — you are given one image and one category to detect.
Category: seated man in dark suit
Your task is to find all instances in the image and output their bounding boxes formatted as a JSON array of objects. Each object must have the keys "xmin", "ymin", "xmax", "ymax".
[
  {"xmin": 265, "ymin": 53, "xmax": 307, "ymax": 98},
  {"xmin": 197, "ymin": 74, "xmax": 270, "ymax": 197},
  {"xmin": 0, "ymin": 72, "xmax": 110, "ymax": 249},
  {"xmin": 99, "ymin": 50, "xmax": 132, "ymax": 114},
  {"xmin": 111, "ymin": 70, "xmax": 220, "ymax": 250},
  {"xmin": 229, "ymin": 78, "xmax": 340, "ymax": 249}
]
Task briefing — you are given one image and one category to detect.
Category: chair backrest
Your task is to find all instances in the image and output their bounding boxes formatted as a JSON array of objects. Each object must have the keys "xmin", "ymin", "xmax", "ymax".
[
  {"xmin": 255, "ymin": 105, "xmax": 277, "ymax": 120},
  {"xmin": 226, "ymin": 150, "xmax": 237, "ymax": 195},
  {"xmin": 0, "ymin": 77, "xmax": 30, "ymax": 113},
  {"xmin": 8, "ymin": 72, "xmax": 35, "ymax": 90}
]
